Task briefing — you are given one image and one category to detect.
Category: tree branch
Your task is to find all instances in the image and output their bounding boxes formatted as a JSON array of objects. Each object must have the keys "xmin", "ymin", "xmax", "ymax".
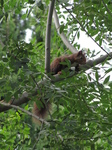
[
  {"xmin": 45, "ymin": 0, "xmax": 55, "ymax": 73},
  {"xmin": 53, "ymin": 8, "xmax": 77, "ymax": 53},
  {"xmin": 0, "ymin": 52, "xmax": 112, "ymax": 113},
  {"xmin": 0, "ymin": 92, "xmax": 30, "ymax": 112},
  {"xmin": 51, "ymin": 52, "xmax": 112, "ymax": 83},
  {"xmin": 0, "ymin": 101, "xmax": 49, "ymax": 125},
  {"xmin": 60, "ymin": 2, "xmax": 112, "ymax": 58}
]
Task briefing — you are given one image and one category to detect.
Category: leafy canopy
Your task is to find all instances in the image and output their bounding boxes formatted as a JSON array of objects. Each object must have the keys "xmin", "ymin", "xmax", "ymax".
[{"xmin": 0, "ymin": 0, "xmax": 112, "ymax": 149}]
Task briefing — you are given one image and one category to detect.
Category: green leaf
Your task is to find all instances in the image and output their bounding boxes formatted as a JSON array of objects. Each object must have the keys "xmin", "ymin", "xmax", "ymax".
[
  {"xmin": 88, "ymin": 74, "xmax": 91, "ymax": 81},
  {"xmin": 77, "ymin": 31, "xmax": 80, "ymax": 39},
  {"xmin": 105, "ymin": 68, "xmax": 112, "ymax": 73},
  {"xmin": 95, "ymin": 34, "xmax": 100, "ymax": 41},
  {"xmin": 21, "ymin": 14, "xmax": 27, "ymax": 19},
  {"xmin": 95, "ymin": 71, "xmax": 99, "ymax": 81},
  {"xmin": 59, "ymin": 25, "xmax": 64, "ymax": 34},
  {"xmin": 2, "ymin": 58, "xmax": 8, "ymax": 62},
  {"xmin": 104, "ymin": 76, "xmax": 110, "ymax": 84}
]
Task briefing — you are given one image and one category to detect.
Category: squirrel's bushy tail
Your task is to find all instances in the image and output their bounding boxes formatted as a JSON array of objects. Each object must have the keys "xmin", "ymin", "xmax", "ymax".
[{"xmin": 32, "ymin": 100, "xmax": 51, "ymax": 124}]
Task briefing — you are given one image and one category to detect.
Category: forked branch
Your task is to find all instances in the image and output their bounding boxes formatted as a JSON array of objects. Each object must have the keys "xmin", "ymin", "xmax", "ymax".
[{"xmin": 0, "ymin": 52, "xmax": 112, "ymax": 113}]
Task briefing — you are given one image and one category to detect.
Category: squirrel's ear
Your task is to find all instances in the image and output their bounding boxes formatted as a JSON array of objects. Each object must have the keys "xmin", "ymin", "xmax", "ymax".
[{"xmin": 78, "ymin": 50, "xmax": 82, "ymax": 55}]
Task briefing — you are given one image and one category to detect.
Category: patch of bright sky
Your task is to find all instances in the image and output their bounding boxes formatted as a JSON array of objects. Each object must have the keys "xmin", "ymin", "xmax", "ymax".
[
  {"xmin": 25, "ymin": 0, "xmax": 111, "ymax": 57},
  {"xmin": 25, "ymin": 27, "xmax": 103, "ymax": 52},
  {"xmin": 25, "ymin": 0, "xmax": 110, "ymax": 55},
  {"xmin": 76, "ymin": 31, "xmax": 102, "ymax": 53},
  {"xmin": 24, "ymin": 0, "xmax": 112, "ymax": 91},
  {"xmin": 25, "ymin": 4, "xmax": 112, "ymax": 84},
  {"xmin": 25, "ymin": 29, "xmax": 32, "ymax": 43}
]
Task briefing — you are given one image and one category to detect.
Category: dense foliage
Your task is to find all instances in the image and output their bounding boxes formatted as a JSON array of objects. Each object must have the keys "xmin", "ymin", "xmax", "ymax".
[{"xmin": 0, "ymin": 0, "xmax": 112, "ymax": 149}]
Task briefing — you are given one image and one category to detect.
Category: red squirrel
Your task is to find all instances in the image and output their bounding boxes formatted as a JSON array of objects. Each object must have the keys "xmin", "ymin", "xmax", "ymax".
[
  {"xmin": 50, "ymin": 50, "xmax": 86, "ymax": 74},
  {"xmin": 32, "ymin": 51, "xmax": 86, "ymax": 123}
]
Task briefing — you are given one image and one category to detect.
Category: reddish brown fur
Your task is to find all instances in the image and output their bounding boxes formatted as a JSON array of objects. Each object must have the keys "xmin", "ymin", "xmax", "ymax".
[
  {"xmin": 32, "ymin": 101, "xmax": 51, "ymax": 124},
  {"xmin": 50, "ymin": 51, "xmax": 86, "ymax": 74},
  {"xmin": 33, "ymin": 51, "xmax": 86, "ymax": 123}
]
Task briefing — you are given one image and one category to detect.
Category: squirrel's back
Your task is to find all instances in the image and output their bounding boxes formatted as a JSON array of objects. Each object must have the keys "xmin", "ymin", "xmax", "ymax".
[{"xmin": 50, "ymin": 51, "xmax": 86, "ymax": 74}]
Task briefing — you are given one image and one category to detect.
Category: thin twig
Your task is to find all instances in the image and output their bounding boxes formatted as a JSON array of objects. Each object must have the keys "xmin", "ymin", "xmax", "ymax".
[
  {"xmin": 0, "ymin": 101, "xmax": 50, "ymax": 126},
  {"xmin": 1, "ymin": 52, "xmax": 112, "ymax": 113},
  {"xmin": 59, "ymin": 2, "xmax": 112, "ymax": 58}
]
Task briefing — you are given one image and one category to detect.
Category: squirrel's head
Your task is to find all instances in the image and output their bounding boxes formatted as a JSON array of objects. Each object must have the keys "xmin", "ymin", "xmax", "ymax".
[{"xmin": 75, "ymin": 51, "xmax": 86, "ymax": 64}]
